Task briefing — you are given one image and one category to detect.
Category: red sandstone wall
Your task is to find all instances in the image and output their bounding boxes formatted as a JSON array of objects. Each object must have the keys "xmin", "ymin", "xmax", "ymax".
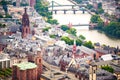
[
  {"xmin": 12, "ymin": 66, "xmax": 17, "ymax": 80},
  {"xmin": 20, "ymin": 70, "xmax": 26, "ymax": 80}
]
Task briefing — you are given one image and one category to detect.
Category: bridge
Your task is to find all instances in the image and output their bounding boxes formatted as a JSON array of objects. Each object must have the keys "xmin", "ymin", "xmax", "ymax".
[
  {"xmin": 67, "ymin": 23, "xmax": 97, "ymax": 29},
  {"xmin": 48, "ymin": 1, "xmax": 86, "ymax": 14},
  {"xmin": 49, "ymin": 8, "xmax": 86, "ymax": 14}
]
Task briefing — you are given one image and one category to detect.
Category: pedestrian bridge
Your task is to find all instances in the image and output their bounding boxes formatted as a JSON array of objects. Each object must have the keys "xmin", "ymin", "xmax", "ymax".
[{"xmin": 48, "ymin": 1, "xmax": 86, "ymax": 14}]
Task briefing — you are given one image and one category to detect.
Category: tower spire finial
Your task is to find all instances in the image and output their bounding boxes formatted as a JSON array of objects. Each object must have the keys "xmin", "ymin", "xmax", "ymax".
[
  {"xmin": 24, "ymin": 7, "xmax": 27, "ymax": 13},
  {"xmin": 74, "ymin": 39, "xmax": 76, "ymax": 46}
]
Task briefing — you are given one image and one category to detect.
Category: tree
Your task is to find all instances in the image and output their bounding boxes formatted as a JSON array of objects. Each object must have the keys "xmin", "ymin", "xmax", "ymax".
[
  {"xmin": 83, "ymin": 41, "xmax": 94, "ymax": 49},
  {"xmin": 98, "ymin": 2, "xmax": 102, "ymax": 9},
  {"xmin": 90, "ymin": 15, "xmax": 101, "ymax": 23},
  {"xmin": 73, "ymin": 0, "xmax": 82, "ymax": 3},
  {"xmin": 47, "ymin": 19, "xmax": 58, "ymax": 25},
  {"xmin": 50, "ymin": 34, "xmax": 56, "ymax": 38},
  {"xmin": 76, "ymin": 39, "xmax": 82, "ymax": 46},
  {"xmin": 61, "ymin": 36, "xmax": 73, "ymax": 45},
  {"xmin": 103, "ymin": 22, "xmax": 120, "ymax": 38},
  {"xmin": 20, "ymin": 3, "xmax": 28, "ymax": 6},
  {"xmin": 87, "ymin": 4, "xmax": 93, "ymax": 9},
  {"xmin": 66, "ymin": 28, "xmax": 77, "ymax": 36},
  {"xmin": 5, "ymin": 13, "xmax": 12, "ymax": 18},
  {"xmin": 34, "ymin": 0, "xmax": 58, "ymax": 24},
  {"xmin": 13, "ymin": 2, "xmax": 16, "ymax": 6},
  {"xmin": 42, "ymin": 27, "xmax": 51, "ymax": 32},
  {"xmin": 96, "ymin": 21, "xmax": 104, "ymax": 30},
  {"xmin": 61, "ymin": 25, "xmax": 69, "ymax": 31},
  {"xmin": 101, "ymin": 66, "xmax": 114, "ymax": 73},
  {"xmin": 0, "ymin": 0, "xmax": 8, "ymax": 14},
  {"xmin": 78, "ymin": 35, "xmax": 86, "ymax": 41},
  {"xmin": 97, "ymin": 8, "xmax": 104, "ymax": 14}
]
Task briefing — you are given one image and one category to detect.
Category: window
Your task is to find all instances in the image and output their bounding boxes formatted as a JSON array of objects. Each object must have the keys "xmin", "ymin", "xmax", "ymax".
[
  {"xmin": 0, "ymin": 62, "xmax": 2, "ymax": 68},
  {"xmin": 93, "ymin": 70, "xmax": 96, "ymax": 73},
  {"xmin": 39, "ymin": 59, "xmax": 41, "ymax": 63}
]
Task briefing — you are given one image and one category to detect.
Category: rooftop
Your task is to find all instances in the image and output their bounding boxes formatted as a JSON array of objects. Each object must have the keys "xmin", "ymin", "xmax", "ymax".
[{"xmin": 14, "ymin": 62, "xmax": 37, "ymax": 70}]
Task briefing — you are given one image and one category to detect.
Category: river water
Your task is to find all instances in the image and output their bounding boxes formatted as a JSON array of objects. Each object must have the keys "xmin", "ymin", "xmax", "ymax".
[{"xmin": 48, "ymin": 0, "xmax": 120, "ymax": 47}]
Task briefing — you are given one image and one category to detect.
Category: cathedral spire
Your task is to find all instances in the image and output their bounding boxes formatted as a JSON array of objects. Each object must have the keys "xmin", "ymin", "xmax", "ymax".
[
  {"xmin": 72, "ymin": 39, "xmax": 76, "ymax": 58},
  {"xmin": 24, "ymin": 7, "xmax": 27, "ymax": 14},
  {"xmin": 21, "ymin": 7, "xmax": 30, "ymax": 38}
]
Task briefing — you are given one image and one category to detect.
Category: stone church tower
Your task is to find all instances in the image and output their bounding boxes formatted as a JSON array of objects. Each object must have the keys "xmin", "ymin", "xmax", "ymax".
[
  {"xmin": 21, "ymin": 7, "xmax": 30, "ymax": 38},
  {"xmin": 28, "ymin": 51, "xmax": 42, "ymax": 80},
  {"xmin": 89, "ymin": 64, "xmax": 97, "ymax": 80}
]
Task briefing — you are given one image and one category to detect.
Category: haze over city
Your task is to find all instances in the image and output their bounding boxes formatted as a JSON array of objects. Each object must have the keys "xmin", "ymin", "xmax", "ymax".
[{"xmin": 0, "ymin": 0, "xmax": 120, "ymax": 80}]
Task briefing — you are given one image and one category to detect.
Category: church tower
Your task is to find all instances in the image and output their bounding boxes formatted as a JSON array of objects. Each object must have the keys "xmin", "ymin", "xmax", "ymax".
[
  {"xmin": 21, "ymin": 7, "xmax": 30, "ymax": 38},
  {"xmin": 72, "ymin": 39, "xmax": 76, "ymax": 57},
  {"xmin": 89, "ymin": 64, "xmax": 97, "ymax": 80}
]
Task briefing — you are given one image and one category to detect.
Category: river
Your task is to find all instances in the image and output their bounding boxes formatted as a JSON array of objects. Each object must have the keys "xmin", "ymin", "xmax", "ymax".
[{"xmin": 47, "ymin": 0, "xmax": 120, "ymax": 47}]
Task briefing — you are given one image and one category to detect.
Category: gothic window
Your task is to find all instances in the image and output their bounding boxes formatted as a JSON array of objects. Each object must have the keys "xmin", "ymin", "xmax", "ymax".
[
  {"xmin": 39, "ymin": 59, "xmax": 41, "ymax": 63},
  {"xmin": 26, "ymin": 28, "xmax": 28, "ymax": 33}
]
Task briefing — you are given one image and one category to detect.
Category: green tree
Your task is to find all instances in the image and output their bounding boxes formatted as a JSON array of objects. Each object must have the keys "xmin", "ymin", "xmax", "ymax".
[
  {"xmin": 20, "ymin": 3, "xmax": 28, "ymax": 6},
  {"xmin": 101, "ymin": 66, "xmax": 114, "ymax": 73},
  {"xmin": 103, "ymin": 22, "xmax": 120, "ymax": 38},
  {"xmin": 90, "ymin": 15, "xmax": 101, "ymax": 23},
  {"xmin": 66, "ymin": 28, "xmax": 77, "ymax": 36},
  {"xmin": 86, "ymin": 4, "xmax": 93, "ymax": 9},
  {"xmin": 76, "ymin": 39, "xmax": 82, "ymax": 46},
  {"xmin": 83, "ymin": 41, "xmax": 94, "ymax": 49},
  {"xmin": 98, "ymin": 2, "xmax": 102, "ymax": 9},
  {"xmin": 96, "ymin": 21, "xmax": 104, "ymax": 30},
  {"xmin": 34, "ymin": 1, "xmax": 58, "ymax": 24},
  {"xmin": 61, "ymin": 25, "xmax": 69, "ymax": 31},
  {"xmin": 73, "ymin": 0, "xmax": 82, "ymax": 3},
  {"xmin": 50, "ymin": 34, "xmax": 56, "ymax": 38},
  {"xmin": 47, "ymin": 19, "xmax": 58, "ymax": 25},
  {"xmin": 1, "ymin": 0, "xmax": 8, "ymax": 14},
  {"xmin": 61, "ymin": 36, "xmax": 73, "ymax": 45},
  {"xmin": 5, "ymin": 13, "xmax": 12, "ymax": 18},
  {"xmin": 42, "ymin": 27, "xmax": 51, "ymax": 32},
  {"xmin": 97, "ymin": 8, "xmax": 104, "ymax": 14},
  {"xmin": 78, "ymin": 35, "xmax": 86, "ymax": 41},
  {"xmin": 13, "ymin": 2, "xmax": 16, "ymax": 6}
]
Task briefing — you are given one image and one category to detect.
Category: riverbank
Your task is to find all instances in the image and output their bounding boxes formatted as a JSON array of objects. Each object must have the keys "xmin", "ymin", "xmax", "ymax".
[
  {"xmin": 45, "ymin": 0, "xmax": 120, "ymax": 47},
  {"xmin": 67, "ymin": 0, "xmax": 77, "ymax": 4}
]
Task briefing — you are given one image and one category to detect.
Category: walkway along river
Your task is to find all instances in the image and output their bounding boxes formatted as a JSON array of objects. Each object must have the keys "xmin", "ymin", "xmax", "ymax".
[{"xmin": 47, "ymin": 0, "xmax": 120, "ymax": 47}]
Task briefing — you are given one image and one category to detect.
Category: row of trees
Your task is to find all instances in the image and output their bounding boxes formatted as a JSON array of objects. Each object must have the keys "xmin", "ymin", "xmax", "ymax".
[
  {"xmin": 104, "ymin": 22, "xmax": 120, "ymax": 38},
  {"xmin": 101, "ymin": 65, "xmax": 114, "ymax": 73},
  {"xmin": 34, "ymin": 0, "xmax": 58, "ymax": 25},
  {"xmin": 91, "ymin": 14, "xmax": 120, "ymax": 38},
  {"xmin": 60, "ymin": 25, "xmax": 94, "ymax": 49},
  {"xmin": 61, "ymin": 36, "xmax": 94, "ymax": 49}
]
